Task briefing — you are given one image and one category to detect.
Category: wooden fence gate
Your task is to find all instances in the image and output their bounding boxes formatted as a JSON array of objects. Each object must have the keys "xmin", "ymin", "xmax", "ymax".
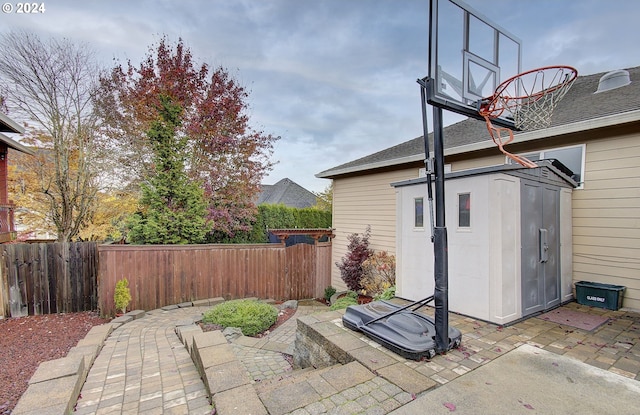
[{"xmin": 0, "ymin": 242, "xmax": 98, "ymax": 317}]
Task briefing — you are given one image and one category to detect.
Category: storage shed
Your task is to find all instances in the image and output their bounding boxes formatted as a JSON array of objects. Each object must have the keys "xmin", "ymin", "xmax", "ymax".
[{"xmin": 393, "ymin": 161, "xmax": 577, "ymax": 325}]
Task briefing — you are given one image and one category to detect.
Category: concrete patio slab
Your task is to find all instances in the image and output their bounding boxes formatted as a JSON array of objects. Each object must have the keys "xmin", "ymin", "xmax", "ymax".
[{"xmin": 390, "ymin": 344, "xmax": 640, "ymax": 415}]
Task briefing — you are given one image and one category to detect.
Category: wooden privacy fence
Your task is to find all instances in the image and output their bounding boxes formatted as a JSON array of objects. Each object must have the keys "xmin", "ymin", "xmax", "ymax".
[
  {"xmin": 0, "ymin": 242, "xmax": 98, "ymax": 317},
  {"xmin": 98, "ymin": 242, "xmax": 332, "ymax": 316}
]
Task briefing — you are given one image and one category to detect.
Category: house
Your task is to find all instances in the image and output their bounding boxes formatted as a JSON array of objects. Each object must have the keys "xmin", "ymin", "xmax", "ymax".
[
  {"xmin": 317, "ymin": 66, "xmax": 640, "ymax": 311},
  {"xmin": 256, "ymin": 178, "xmax": 318, "ymax": 208},
  {"xmin": 0, "ymin": 111, "xmax": 34, "ymax": 243}
]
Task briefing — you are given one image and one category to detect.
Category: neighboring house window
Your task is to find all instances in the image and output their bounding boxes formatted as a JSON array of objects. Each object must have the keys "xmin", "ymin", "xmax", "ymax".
[
  {"xmin": 510, "ymin": 144, "xmax": 585, "ymax": 188},
  {"xmin": 414, "ymin": 197, "xmax": 424, "ymax": 228},
  {"xmin": 458, "ymin": 193, "xmax": 471, "ymax": 228}
]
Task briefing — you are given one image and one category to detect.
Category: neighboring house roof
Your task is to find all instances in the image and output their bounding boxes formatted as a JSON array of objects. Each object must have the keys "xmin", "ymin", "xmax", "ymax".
[
  {"xmin": 0, "ymin": 132, "xmax": 35, "ymax": 155},
  {"xmin": 0, "ymin": 111, "xmax": 25, "ymax": 134},
  {"xmin": 256, "ymin": 178, "xmax": 317, "ymax": 208},
  {"xmin": 0, "ymin": 111, "xmax": 33, "ymax": 155},
  {"xmin": 317, "ymin": 66, "xmax": 640, "ymax": 178}
]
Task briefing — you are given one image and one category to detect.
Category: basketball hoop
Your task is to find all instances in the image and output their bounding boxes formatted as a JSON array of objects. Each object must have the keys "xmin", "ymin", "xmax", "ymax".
[{"xmin": 479, "ymin": 65, "xmax": 578, "ymax": 167}]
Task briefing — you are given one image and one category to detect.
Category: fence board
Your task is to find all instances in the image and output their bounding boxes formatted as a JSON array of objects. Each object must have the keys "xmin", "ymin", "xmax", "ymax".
[
  {"xmin": 97, "ymin": 243, "xmax": 332, "ymax": 316},
  {"xmin": 0, "ymin": 242, "xmax": 98, "ymax": 317},
  {"xmin": 0, "ymin": 241, "xmax": 331, "ymax": 317}
]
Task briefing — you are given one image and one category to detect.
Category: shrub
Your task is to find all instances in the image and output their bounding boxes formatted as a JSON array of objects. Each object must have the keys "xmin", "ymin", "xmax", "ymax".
[
  {"xmin": 202, "ymin": 300, "xmax": 278, "ymax": 336},
  {"xmin": 329, "ymin": 295, "xmax": 358, "ymax": 311},
  {"xmin": 114, "ymin": 278, "xmax": 131, "ymax": 314},
  {"xmin": 374, "ymin": 285, "xmax": 396, "ymax": 301},
  {"xmin": 360, "ymin": 251, "xmax": 396, "ymax": 298},
  {"xmin": 335, "ymin": 226, "xmax": 373, "ymax": 291},
  {"xmin": 324, "ymin": 285, "xmax": 337, "ymax": 302}
]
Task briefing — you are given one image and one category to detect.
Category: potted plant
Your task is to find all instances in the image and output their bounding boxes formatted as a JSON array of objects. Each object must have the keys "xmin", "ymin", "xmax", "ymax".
[{"xmin": 114, "ymin": 278, "xmax": 132, "ymax": 316}]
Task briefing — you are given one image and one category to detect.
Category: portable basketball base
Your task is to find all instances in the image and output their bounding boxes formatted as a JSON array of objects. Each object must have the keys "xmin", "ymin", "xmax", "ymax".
[
  {"xmin": 342, "ymin": 76, "xmax": 462, "ymax": 359},
  {"xmin": 343, "ymin": 0, "xmax": 578, "ymax": 359}
]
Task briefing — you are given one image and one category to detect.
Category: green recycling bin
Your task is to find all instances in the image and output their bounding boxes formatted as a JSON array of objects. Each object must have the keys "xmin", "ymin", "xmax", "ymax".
[{"xmin": 575, "ymin": 281, "xmax": 625, "ymax": 311}]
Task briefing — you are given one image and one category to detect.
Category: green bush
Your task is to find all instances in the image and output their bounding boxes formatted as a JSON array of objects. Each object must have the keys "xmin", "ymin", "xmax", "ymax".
[
  {"xmin": 329, "ymin": 295, "xmax": 358, "ymax": 311},
  {"xmin": 202, "ymin": 300, "xmax": 278, "ymax": 336},
  {"xmin": 324, "ymin": 285, "xmax": 337, "ymax": 302},
  {"xmin": 374, "ymin": 285, "xmax": 396, "ymax": 301}
]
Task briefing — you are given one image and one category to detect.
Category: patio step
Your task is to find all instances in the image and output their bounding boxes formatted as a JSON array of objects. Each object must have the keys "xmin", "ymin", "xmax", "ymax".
[
  {"xmin": 253, "ymin": 365, "xmax": 335, "ymax": 395},
  {"xmin": 256, "ymin": 361, "xmax": 375, "ymax": 415}
]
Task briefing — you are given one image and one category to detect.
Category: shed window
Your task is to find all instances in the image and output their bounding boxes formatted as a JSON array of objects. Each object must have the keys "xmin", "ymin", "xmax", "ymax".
[
  {"xmin": 509, "ymin": 144, "xmax": 585, "ymax": 188},
  {"xmin": 414, "ymin": 197, "xmax": 424, "ymax": 228},
  {"xmin": 458, "ymin": 193, "xmax": 470, "ymax": 228}
]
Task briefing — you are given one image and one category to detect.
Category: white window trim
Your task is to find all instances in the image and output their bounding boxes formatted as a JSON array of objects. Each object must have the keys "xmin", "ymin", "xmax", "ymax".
[{"xmin": 508, "ymin": 143, "xmax": 585, "ymax": 189}]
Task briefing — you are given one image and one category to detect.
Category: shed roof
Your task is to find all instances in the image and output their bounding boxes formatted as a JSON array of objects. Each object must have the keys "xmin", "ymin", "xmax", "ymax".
[
  {"xmin": 391, "ymin": 160, "xmax": 578, "ymax": 190},
  {"xmin": 317, "ymin": 66, "xmax": 640, "ymax": 179}
]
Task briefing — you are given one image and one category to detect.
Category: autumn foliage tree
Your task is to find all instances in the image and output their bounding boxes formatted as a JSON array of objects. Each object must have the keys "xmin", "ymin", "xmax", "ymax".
[
  {"xmin": 0, "ymin": 31, "xmax": 105, "ymax": 241},
  {"xmin": 96, "ymin": 37, "xmax": 278, "ymax": 241}
]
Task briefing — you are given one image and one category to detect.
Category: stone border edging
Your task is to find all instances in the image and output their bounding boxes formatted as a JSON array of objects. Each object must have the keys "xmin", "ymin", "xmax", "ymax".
[{"xmin": 174, "ymin": 298, "xmax": 289, "ymax": 415}]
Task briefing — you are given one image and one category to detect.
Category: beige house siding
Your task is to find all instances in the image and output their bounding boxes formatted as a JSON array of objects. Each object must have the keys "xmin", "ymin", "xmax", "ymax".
[
  {"xmin": 327, "ymin": 121, "xmax": 640, "ymax": 310},
  {"xmin": 330, "ymin": 167, "xmax": 420, "ymax": 291},
  {"xmin": 572, "ymin": 132, "xmax": 640, "ymax": 310},
  {"xmin": 446, "ymin": 131, "xmax": 640, "ymax": 310}
]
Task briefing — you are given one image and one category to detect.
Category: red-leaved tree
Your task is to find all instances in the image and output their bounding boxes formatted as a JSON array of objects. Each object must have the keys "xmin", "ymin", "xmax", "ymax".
[{"xmin": 95, "ymin": 37, "xmax": 278, "ymax": 240}]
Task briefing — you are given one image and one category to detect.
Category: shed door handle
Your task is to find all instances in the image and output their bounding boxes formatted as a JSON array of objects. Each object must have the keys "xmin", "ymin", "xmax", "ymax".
[{"xmin": 539, "ymin": 228, "xmax": 548, "ymax": 263}]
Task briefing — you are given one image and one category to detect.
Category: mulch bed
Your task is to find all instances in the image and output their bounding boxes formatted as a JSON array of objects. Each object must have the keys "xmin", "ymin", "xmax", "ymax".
[{"xmin": 0, "ymin": 312, "xmax": 109, "ymax": 415}]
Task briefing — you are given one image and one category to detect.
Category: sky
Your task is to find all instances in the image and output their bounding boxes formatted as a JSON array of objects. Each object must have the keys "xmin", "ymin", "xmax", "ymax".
[{"xmin": 1, "ymin": 0, "xmax": 639, "ymax": 193}]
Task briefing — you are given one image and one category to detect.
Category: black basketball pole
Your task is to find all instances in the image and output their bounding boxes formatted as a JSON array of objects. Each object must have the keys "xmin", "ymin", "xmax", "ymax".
[
  {"xmin": 431, "ymin": 104, "xmax": 449, "ymax": 354},
  {"xmin": 417, "ymin": 77, "xmax": 449, "ymax": 354}
]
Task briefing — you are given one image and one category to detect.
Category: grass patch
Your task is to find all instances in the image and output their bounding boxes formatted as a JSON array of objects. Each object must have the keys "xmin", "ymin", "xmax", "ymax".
[{"xmin": 202, "ymin": 299, "xmax": 278, "ymax": 336}]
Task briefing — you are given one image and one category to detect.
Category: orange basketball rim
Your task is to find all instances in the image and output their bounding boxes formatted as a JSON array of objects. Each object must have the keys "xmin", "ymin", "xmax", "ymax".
[{"xmin": 479, "ymin": 65, "xmax": 578, "ymax": 167}]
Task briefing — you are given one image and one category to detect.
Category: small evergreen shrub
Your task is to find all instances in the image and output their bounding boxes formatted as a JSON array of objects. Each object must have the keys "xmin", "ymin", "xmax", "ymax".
[
  {"xmin": 329, "ymin": 295, "xmax": 358, "ymax": 311},
  {"xmin": 374, "ymin": 285, "xmax": 396, "ymax": 301},
  {"xmin": 324, "ymin": 285, "xmax": 337, "ymax": 302},
  {"xmin": 335, "ymin": 226, "xmax": 373, "ymax": 292},
  {"xmin": 114, "ymin": 278, "xmax": 131, "ymax": 314},
  {"xmin": 202, "ymin": 300, "xmax": 278, "ymax": 336}
]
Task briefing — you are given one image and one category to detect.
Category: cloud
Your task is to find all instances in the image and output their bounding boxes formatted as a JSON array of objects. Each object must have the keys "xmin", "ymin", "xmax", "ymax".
[{"xmin": 1, "ymin": 0, "xmax": 638, "ymax": 193}]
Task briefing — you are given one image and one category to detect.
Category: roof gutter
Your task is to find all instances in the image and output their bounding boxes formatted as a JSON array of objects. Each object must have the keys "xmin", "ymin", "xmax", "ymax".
[
  {"xmin": 0, "ymin": 132, "xmax": 35, "ymax": 156},
  {"xmin": 0, "ymin": 112, "xmax": 25, "ymax": 134}
]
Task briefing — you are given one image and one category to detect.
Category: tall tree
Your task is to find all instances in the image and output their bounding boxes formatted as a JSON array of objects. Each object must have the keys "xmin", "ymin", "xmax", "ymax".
[
  {"xmin": 96, "ymin": 37, "xmax": 278, "ymax": 241},
  {"xmin": 127, "ymin": 96, "xmax": 209, "ymax": 244},
  {"xmin": 314, "ymin": 182, "xmax": 333, "ymax": 212},
  {"xmin": 0, "ymin": 31, "xmax": 104, "ymax": 241}
]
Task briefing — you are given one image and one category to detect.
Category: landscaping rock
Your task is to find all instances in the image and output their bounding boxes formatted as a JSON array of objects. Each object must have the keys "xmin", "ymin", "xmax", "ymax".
[
  {"xmin": 282, "ymin": 299, "xmax": 298, "ymax": 309},
  {"xmin": 222, "ymin": 327, "xmax": 243, "ymax": 340}
]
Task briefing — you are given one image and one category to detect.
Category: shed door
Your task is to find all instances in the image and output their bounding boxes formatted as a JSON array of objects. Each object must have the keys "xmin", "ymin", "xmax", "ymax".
[{"xmin": 521, "ymin": 181, "xmax": 561, "ymax": 316}]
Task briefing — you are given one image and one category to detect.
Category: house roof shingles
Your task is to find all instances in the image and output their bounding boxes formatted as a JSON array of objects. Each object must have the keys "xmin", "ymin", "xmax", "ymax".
[
  {"xmin": 257, "ymin": 178, "xmax": 317, "ymax": 208},
  {"xmin": 317, "ymin": 66, "xmax": 640, "ymax": 178}
]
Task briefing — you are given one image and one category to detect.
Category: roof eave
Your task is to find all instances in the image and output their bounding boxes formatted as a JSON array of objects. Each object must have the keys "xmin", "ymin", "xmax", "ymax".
[
  {"xmin": 317, "ymin": 109, "xmax": 640, "ymax": 178},
  {"xmin": 316, "ymin": 154, "xmax": 425, "ymax": 179},
  {"xmin": 446, "ymin": 109, "xmax": 640, "ymax": 156},
  {"xmin": 0, "ymin": 132, "xmax": 35, "ymax": 155},
  {"xmin": 0, "ymin": 112, "xmax": 25, "ymax": 134}
]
